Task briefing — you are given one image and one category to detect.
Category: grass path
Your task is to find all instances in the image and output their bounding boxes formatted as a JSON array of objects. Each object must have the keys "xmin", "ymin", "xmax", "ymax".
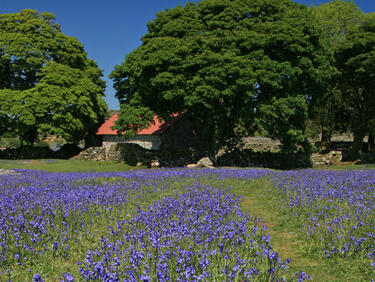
[{"xmin": 225, "ymin": 177, "xmax": 367, "ymax": 281}]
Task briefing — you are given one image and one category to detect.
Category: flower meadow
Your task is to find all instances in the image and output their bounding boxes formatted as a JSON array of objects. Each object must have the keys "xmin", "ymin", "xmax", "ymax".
[
  {"xmin": 272, "ymin": 169, "xmax": 375, "ymax": 277},
  {"xmin": 0, "ymin": 168, "xmax": 298, "ymax": 281},
  {"xmin": 0, "ymin": 167, "xmax": 374, "ymax": 280}
]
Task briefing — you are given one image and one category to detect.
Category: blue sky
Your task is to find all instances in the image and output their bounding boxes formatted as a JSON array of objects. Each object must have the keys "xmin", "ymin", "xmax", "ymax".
[{"xmin": 2, "ymin": 0, "xmax": 374, "ymax": 110}]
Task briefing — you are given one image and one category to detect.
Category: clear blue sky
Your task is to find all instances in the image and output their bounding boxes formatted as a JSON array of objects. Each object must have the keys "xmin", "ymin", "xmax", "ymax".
[{"xmin": 2, "ymin": 0, "xmax": 374, "ymax": 110}]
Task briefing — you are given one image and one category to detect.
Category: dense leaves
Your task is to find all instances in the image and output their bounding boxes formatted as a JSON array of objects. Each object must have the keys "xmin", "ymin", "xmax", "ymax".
[
  {"xmin": 111, "ymin": 0, "xmax": 330, "ymax": 156},
  {"xmin": 310, "ymin": 0, "xmax": 365, "ymax": 152},
  {"xmin": 0, "ymin": 10, "xmax": 108, "ymax": 146},
  {"xmin": 335, "ymin": 14, "xmax": 375, "ymax": 157}
]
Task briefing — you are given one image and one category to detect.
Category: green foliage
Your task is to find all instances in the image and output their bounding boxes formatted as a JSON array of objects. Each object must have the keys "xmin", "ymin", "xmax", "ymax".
[
  {"xmin": 311, "ymin": 0, "xmax": 364, "ymax": 46},
  {"xmin": 335, "ymin": 14, "xmax": 375, "ymax": 157},
  {"xmin": 310, "ymin": 1, "xmax": 366, "ymax": 151},
  {"xmin": 0, "ymin": 137, "xmax": 21, "ymax": 149},
  {"xmin": 0, "ymin": 10, "xmax": 108, "ymax": 145},
  {"xmin": 111, "ymin": 0, "xmax": 330, "ymax": 155},
  {"xmin": 258, "ymin": 95, "xmax": 312, "ymax": 152}
]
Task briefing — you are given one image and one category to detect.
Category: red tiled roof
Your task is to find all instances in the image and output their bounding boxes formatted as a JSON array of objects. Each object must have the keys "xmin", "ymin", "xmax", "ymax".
[{"xmin": 96, "ymin": 113, "xmax": 178, "ymax": 135}]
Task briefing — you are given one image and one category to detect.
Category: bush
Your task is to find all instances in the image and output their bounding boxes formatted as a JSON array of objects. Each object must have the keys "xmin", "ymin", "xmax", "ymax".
[{"xmin": 0, "ymin": 137, "xmax": 21, "ymax": 149}]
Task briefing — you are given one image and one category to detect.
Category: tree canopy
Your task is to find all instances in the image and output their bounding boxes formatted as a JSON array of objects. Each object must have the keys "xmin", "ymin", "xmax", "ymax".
[
  {"xmin": 310, "ymin": 0, "xmax": 365, "ymax": 152},
  {"xmin": 335, "ymin": 14, "xmax": 375, "ymax": 157},
  {"xmin": 0, "ymin": 9, "xmax": 108, "ymax": 146},
  {"xmin": 111, "ymin": 0, "xmax": 331, "ymax": 156}
]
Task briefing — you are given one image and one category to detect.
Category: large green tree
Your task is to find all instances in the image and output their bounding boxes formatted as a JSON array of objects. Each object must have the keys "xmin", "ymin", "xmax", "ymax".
[
  {"xmin": 335, "ymin": 14, "xmax": 375, "ymax": 158},
  {"xmin": 310, "ymin": 0, "xmax": 365, "ymax": 151},
  {"xmin": 111, "ymin": 0, "xmax": 330, "ymax": 157},
  {"xmin": 0, "ymin": 9, "xmax": 108, "ymax": 146}
]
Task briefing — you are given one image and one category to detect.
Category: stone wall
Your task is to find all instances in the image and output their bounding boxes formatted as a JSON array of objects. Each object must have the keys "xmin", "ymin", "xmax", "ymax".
[
  {"xmin": 310, "ymin": 151, "xmax": 342, "ymax": 167},
  {"xmin": 217, "ymin": 149, "xmax": 311, "ymax": 169},
  {"xmin": 0, "ymin": 144, "xmax": 82, "ymax": 160},
  {"xmin": 217, "ymin": 149, "xmax": 346, "ymax": 169},
  {"xmin": 72, "ymin": 127, "xmax": 367, "ymax": 168},
  {"xmin": 103, "ymin": 135, "xmax": 162, "ymax": 150},
  {"xmin": 241, "ymin": 136, "xmax": 281, "ymax": 152},
  {"xmin": 72, "ymin": 147, "xmax": 105, "ymax": 161},
  {"xmin": 74, "ymin": 134, "xmax": 349, "ymax": 169},
  {"xmin": 107, "ymin": 143, "xmax": 157, "ymax": 165}
]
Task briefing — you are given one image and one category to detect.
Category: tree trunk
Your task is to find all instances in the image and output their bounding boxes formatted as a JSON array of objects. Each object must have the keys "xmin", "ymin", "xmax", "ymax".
[
  {"xmin": 349, "ymin": 130, "xmax": 365, "ymax": 160},
  {"xmin": 28, "ymin": 136, "xmax": 34, "ymax": 147},
  {"xmin": 84, "ymin": 134, "xmax": 102, "ymax": 149},
  {"xmin": 320, "ymin": 125, "xmax": 332, "ymax": 153},
  {"xmin": 368, "ymin": 133, "xmax": 375, "ymax": 153},
  {"xmin": 19, "ymin": 137, "xmax": 25, "ymax": 148}
]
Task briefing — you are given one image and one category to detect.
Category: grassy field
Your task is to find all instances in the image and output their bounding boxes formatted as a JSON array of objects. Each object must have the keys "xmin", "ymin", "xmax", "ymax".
[
  {"xmin": 1, "ymin": 158, "xmax": 374, "ymax": 172},
  {"xmin": 0, "ymin": 160, "xmax": 374, "ymax": 280},
  {"xmin": 0, "ymin": 159, "xmax": 144, "ymax": 172}
]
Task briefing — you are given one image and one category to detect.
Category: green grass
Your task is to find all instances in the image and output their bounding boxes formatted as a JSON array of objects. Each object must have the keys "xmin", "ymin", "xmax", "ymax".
[
  {"xmin": 0, "ymin": 159, "xmax": 145, "ymax": 172},
  {"xmin": 1, "ymin": 157, "xmax": 374, "ymax": 173}
]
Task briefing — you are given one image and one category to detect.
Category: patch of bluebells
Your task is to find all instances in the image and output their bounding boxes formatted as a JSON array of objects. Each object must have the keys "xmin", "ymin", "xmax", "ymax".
[
  {"xmin": 272, "ymin": 169, "xmax": 375, "ymax": 272},
  {"xmin": 79, "ymin": 184, "xmax": 292, "ymax": 280},
  {"xmin": 0, "ymin": 168, "xmax": 305, "ymax": 280}
]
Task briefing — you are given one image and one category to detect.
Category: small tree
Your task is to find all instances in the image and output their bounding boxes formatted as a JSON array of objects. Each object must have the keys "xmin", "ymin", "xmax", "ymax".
[{"xmin": 0, "ymin": 10, "xmax": 108, "ymax": 146}]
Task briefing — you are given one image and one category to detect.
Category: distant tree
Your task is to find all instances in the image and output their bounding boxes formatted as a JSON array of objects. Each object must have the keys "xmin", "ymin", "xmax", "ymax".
[
  {"xmin": 111, "ymin": 0, "xmax": 330, "ymax": 158},
  {"xmin": 0, "ymin": 9, "xmax": 108, "ymax": 146},
  {"xmin": 335, "ymin": 14, "xmax": 375, "ymax": 158},
  {"xmin": 310, "ymin": 0, "xmax": 365, "ymax": 151}
]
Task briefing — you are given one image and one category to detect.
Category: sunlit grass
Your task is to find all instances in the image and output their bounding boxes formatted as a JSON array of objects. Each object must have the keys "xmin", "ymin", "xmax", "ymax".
[{"xmin": 0, "ymin": 159, "xmax": 144, "ymax": 172}]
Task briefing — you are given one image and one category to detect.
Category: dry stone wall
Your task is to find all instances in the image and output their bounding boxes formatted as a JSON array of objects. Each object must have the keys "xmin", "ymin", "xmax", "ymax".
[
  {"xmin": 310, "ymin": 151, "xmax": 342, "ymax": 167},
  {"xmin": 71, "ymin": 129, "xmax": 363, "ymax": 168},
  {"xmin": 0, "ymin": 144, "xmax": 82, "ymax": 160},
  {"xmin": 103, "ymin": 135, "xmax": 162, "ymax": 150},
  {"xmin": 72, "ymin": 147, "xmax": 105, "ymax": 161},
  {"xmin": 217, "ymin": 149, "xmax": 311, "ymax": 169},
  {"xmin": 74, "ymin": 141, "xmax": 348, "ymax": 169}
]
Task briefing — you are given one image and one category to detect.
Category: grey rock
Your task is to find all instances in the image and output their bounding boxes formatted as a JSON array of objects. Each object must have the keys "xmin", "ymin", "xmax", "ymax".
[
  {"xmin": 151, "ymin": 160, "xmax": 160, "ymax": 168},
  {"xmin": 196, "ymin": 157, "xmax": 214, "ymax": 168},
  {"xmin": 0, "ymin": 169, "xmax": 20, "ymax": 176}
]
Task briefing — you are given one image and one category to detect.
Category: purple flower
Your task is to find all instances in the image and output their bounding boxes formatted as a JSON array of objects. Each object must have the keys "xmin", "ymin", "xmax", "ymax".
[
  {"xmin": 33, "ymin": 274, "xmax": 43, "ymax": 282},
  {"xmin": 269, "ymin": 251, "xmax": 278, "ymax": 261},
  {"xmin": 61, "ymin": 272, "xmax": 74, "ymax": 282},
  {"xmin": 140, "ymin": 274, "xmax": 150, "ymax": 281}
]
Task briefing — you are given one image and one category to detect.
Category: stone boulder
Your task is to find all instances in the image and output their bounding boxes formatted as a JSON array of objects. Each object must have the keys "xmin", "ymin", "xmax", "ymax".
[
  {"xmin": 196, "ymin": 157, "xmax": 214, "ymax": 168},
  {"xmin": 151, "ymin": 159, "xmax": 160, "ymax": 168},
  {"xmin": 0, "ymin": 169, "xmax": 20, "ymax": 175}
]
